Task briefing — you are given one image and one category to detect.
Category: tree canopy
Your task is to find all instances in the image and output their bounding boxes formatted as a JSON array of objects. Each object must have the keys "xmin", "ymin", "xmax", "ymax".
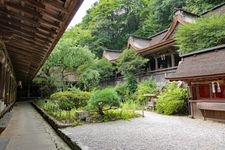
[{"xmin": 176, "ymin": 14, "xmax": 225, "ymax": 54}]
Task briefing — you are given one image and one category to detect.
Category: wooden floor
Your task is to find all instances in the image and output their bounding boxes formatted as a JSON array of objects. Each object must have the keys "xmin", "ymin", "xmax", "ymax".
[{"xmin": 0, "ymin": 102, "xmax": 70, "ymax": 150}]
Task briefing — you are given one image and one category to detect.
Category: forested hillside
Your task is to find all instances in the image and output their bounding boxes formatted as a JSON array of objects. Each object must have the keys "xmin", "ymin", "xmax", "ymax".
[{"xmin": 66, "ymin": 0, "xmax": 224, "ymax": 57}]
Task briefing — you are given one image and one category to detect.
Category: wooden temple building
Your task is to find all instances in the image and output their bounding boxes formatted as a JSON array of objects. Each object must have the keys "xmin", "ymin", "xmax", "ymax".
[
  {"xmin": 103, "ymin": 2, "xmax": 225, "ymax": 86},
  {"xmin": 0, "ymin": 0, "xmax": 83, "ymax": 118},
  {"xmin": 167, "ymin": 45, "xmax": 225, "ymax": 121}
]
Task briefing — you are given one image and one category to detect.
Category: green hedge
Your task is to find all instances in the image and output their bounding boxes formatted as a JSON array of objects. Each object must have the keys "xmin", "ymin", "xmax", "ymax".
[
  {"xmin": 176, "ymin": 14, "xmax": 225, "ymax": 54},
  {"xmin": 50, "ymin": 90, "xmax": 91, "ymax": 110},
  {"xmin": 156, "ymin": 82, "xmax": 187, "ymax": 115}
]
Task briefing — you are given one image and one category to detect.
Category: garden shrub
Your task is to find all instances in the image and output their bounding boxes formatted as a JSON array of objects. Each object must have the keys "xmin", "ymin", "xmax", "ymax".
[
  {"xmin": 115, "ymin": 83, "xmax": 128, "ymax": 102},
  {"xmin": 102, "ymin": 109, "xmax": 139, "ymax": 122},
  {"xmin": 176, "ymin": 14, "xmax": 225, "ymax": 54},
  {"xmin": 136, "ymin": 79, "xmax": 158, "ymax": 105},
  {"xmin": 50, "ymin": 90, "xmax": 91, "ymax": 109},
  {"xmin": 156, "ymin": 82, "xmax": 187, "ymax": 115},
  {"xmin": 88, "ymin": 88, "xmax": 120, "ymax": 116},
  {"xmin": 121, "ymin": 100, "xmax": 139, "ymax": 111}
]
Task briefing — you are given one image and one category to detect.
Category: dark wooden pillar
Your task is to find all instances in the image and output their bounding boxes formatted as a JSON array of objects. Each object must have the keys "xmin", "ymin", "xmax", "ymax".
[
  {"xmin": 154, "ymin": 57, "xmax": 158, "ymax": 70},
  {"xmin": 27, "ymin": 83, "xmax": 31, "ymax": 98},
  {"xmin": 2, "ymin": 65, "xmax": 6, "ymax": 105},
  {"xmin": 171, "ymin": 53, "xmax": 175, "ymax": 67},
  {"xmin": 0, "ymin": 63, "xmax": 3, "ymax": 99}
]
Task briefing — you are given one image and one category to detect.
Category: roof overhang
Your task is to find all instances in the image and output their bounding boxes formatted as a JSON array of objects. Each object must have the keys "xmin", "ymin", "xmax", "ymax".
[
  {"xmin": 0, "ymin": 0, "xmax": 83, "ymax": 83},
  {"xmin": 139, "ymin": 39, "xmax": 176, "ymax": 55},
  {"xmin": 167, "ymin": 45, "xmax": 225, "ymax": 81}
]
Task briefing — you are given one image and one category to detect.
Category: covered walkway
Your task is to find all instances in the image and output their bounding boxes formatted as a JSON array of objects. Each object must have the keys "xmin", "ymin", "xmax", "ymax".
[{"xmin": 1, "ymin": 102, "xmax": 70, "ymax": 150}]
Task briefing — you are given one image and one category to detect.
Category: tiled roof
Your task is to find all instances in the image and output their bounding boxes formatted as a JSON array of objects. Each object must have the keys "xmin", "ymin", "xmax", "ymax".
[
  {"xmin": 103, "ymin": 50, "xmax": 121, "ymax": 61},
  {"xmin": 128, "ymin": 30, "xmax": 168, "ymax": 52},
  {"xmin": 167, "ymin": 45, "xmax": 225, "ymax": 80}
]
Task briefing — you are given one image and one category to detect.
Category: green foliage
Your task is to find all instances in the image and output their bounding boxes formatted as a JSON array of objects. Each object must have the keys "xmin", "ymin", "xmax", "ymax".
[
  {"xmin": 124, "ymin": 75, "xmax": 138, "ymax": 94},
  {"xmin": 185, "ymin": 0, "xmax": 225, "ymax": 14},
  {"xmin": 88, "ymin": 88, "xmax": 120, "ymax": 115},
  {"xmin": 50, "ymin": 90, "xmax": 91, "ymax": 109},
  {"xmin": 121, "ymin": 100, "xmax": 139, "ymax": 111},
  {"xmin": 156, "ymin": 82, "xmax": 188, "ymax": 115},
  {"xmin": 115, "ymin": 82, "xmax": 137, "ymax": 102},
  {"xmin": 100, "ymin": 101, "xmax": 139, "ymax": 122},
  {"xmin": 136, "ymin": 79, "xmax": 158, "ymax": 104},
  {"xmin": 91, "ymin": 59, "xmax": 114, "ymax": 79},
  {"xmin": 117, "ymin": 49, "xmax": 148, "ymax": 75},
  {"xmin": 78, "ymin": 69, "xmax": 100, "ymax": 91},
  {"xmin": 137, "ymin": 0, "xmax": 187, "ymax": 36},
  {"xmin": 102, "ymin": 109, "xmax": 139, "ymax": 122},
  {"xmin": 115, "ymin": 83, "xmax": 128, "ymax": 102},
  {"xmin": 176, "ymin": 14, "xmax": 225, "ymax": 54},
  {"xmin": 36, "ymin": 99, "xmax": 78, "ymax": 122},
  {"xmin": 116, "ymin": 49, "xmax": 148, "ymax": 98}
]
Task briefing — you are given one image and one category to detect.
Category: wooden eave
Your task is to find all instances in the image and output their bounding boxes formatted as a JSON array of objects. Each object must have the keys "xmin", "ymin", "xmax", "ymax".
[
  {"xmin": 167, "ymin": 74, "xmax": 225, "ymax": 82},
  {"xmin": 139, "ymin": 39, "xmax": 176, "ymax": 55},
  {"xmin": 130, "ymin": 15, "xmax": 185, "ymax": 56},
  {"xmin": 0, "ymin": 0, "xmax": 83, "ymax": 83}
]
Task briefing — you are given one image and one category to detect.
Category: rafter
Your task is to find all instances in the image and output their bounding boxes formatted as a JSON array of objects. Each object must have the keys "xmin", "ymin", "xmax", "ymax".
[{"xmin": 0, "ymin": 23, "xmax": 53, "ymax": 43}]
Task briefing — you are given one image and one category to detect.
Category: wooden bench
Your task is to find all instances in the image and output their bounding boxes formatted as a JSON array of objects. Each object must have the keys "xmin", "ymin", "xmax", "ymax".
[{"xmin": 197, "ymin": 102, "xmax": 225, "ymax": 120}]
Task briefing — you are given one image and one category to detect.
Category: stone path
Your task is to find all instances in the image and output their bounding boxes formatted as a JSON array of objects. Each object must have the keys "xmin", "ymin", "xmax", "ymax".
[
  {"xmin": 1, "ymin": 102, "xmax": 70, "ymax": 150},
  {"xmin": 62, "ymin": 111, "xmax": 225, "ymax": 150}
]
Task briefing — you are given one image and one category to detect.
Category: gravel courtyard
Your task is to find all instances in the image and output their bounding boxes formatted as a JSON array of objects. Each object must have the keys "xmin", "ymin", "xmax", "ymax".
[{"xmin": 61, "ymin": 112, "xmax": 225, "ymax": 150}]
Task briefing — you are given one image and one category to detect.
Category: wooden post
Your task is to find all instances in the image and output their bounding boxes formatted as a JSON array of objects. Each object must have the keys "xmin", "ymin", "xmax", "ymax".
[
  {"xmin": 27, "ymin": 83, "xmax": 31, "ymax": 98},
  {"xmin": 171, "ymin": 53, "xmax": 175, "ymax": 67},
  {"xmin": 154, "ymin": 57, "xmax": 158, "ymax": 70}
]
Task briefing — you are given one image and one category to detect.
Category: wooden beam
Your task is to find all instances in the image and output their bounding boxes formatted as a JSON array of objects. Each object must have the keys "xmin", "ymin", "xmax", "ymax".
[
  {"xmin": 0, "ymin": 13, "xmax": 56, "ymax": 37},
  {"xmin": 0, "ymin": 7, "xmax": 60, "ymax": 29},
  {"xmin": 9, "ymin": 39, "xmax": 47, "ymax": 51},
  {"xmin": 0, "ymin": 22, "xmax": 53, "ymax": 43},
  {"xmin": 0, "ymin": 17, "xmax": 55, "ymax": 40},
  {"xmin": 7, "ymin": 42, "xmax": 47, "ymax": 57},
  {"xmin": 44, "ymin": 0, "xmax": 68, "ymax": 13},
  {"xmin": 7, "ymin": 45, "xmax": 45, "ymax": 59},
  {"xmin": 12, "ymin": 35, "xmax": 48, "ymax": 49},
  {"xmin": 7, "ymin": 1, "xmax": 65, "ymax": 23},
  {"xmin": 5, "ymin": 2, "xmax": 42, "ymax": 18},
  {"xmin": 0, "ymin": 27, "xmax": 49, "ymax": 45}
]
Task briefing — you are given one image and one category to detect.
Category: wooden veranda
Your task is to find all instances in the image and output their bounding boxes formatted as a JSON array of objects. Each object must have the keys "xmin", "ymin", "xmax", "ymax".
[{"xmin": 0, "ymin": 0, "xmax": 83, "ymax": 118}]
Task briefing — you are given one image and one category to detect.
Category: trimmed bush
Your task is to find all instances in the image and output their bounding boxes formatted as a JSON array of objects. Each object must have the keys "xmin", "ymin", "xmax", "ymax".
[
  {"xmin": 50, "ymin": 90, "xmax": 91, "ymax": 110},
  {"xmin": 176, "ymin": 14, "xmax": 225, "ymax": 54},
  {"xmin": 88, "ymin": 88, "xmax": 120, "ymax": 116},
  {"xmin": 156, "ymin": 82, "xmax": 187, "ymax": 115},
  {"xmin": 136, "ymin": 79, "xmax": 158, "ymax": 104}
]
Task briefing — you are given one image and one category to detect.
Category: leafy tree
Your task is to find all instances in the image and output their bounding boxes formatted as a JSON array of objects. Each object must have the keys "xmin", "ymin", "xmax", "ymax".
[
  {"xmin": 185, "ymin": 0, "xmax": 225, "ymax": 14},
  {"xmin": 176, "ymin": 14, "xmax": 225, "ymax": 54},
  {"xmin": 91, "ymin": 58, "xmax": 114, "ymax": 79},
  {"xmin": 88, "ymin": 88, "xmax": 120, "ymax": 116},
  {"xmin": 117, "ymin": 49, "xmax": 148, "ymax": 75},
  {"xmin": 80, "ymin": 0, "xmax": 144, "ymax": 56},
  {"xmin": 117, "ymin": 48, "xmax": 148, "ymax": 94},
  {"xmin": 78, "ymin": 69, "xmax": 100, "ymax": 91}
]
